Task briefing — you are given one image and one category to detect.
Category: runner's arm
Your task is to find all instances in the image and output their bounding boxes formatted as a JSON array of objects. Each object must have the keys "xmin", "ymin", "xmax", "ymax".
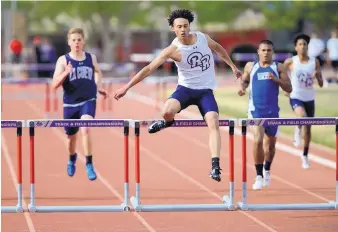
[
  {"xmin": 124, "ymin": 45, "xmax": 174, "ymax": 90},
  {"xmin": 277, "ymin": 63, "xmax": 293, "ymax": 93},
  {"xmin": 91, "ymin": 54, "xmax": 103, "ymax": 89},
  {"xmin": 240, "ymin": 62, "xmax": 253, "ymax": 91},
  {"xmin": 205, "ymin": 34, "xmax": 237, "ymax": 70},
  {"xmin": 51, "ymin": 56, "xmax": 68, "ymax": 89},
  {"xmin": 314, "ymin": 58, "xmax": 323, "ymax": 87}
]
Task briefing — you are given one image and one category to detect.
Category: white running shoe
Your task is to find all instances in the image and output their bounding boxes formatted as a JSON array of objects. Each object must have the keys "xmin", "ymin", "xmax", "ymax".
[
  {"xmin": 301, "ymin": 156, "xmax": 310, "ymax": 169},
  {"xmin": 263, "ymin": 170, "xmax": 271, "ymax": 187},
  {"xmin": 293, "ymin": 126, "xmax": 302, "ymax": 147},
  {"xmin": 252, "ymin": 175, "xmax": 263, "ymax": 190}
]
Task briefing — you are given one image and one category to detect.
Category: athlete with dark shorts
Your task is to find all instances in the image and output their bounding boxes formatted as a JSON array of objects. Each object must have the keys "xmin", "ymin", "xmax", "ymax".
[
  {"xmin": 284, "ymin": 34, "xmax": 323, "ymax": 169},
  {"xmin": 52, "ymin": 28, "xmax": 108, "ymax": 181},
  {"xmin": 114, "ymin": 9, "xmax": 241, "ymax": 182}
]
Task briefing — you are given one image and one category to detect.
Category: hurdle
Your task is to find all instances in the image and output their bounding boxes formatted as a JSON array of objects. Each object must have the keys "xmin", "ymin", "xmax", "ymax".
[
  {"xmin": 1, "ymin": 78, "xmax": 55, "ymax": 119},
  {"xmin": 26, "ymin": 119, "xmax": 131, "ymax": 213},
  {"xmin": 99, "ymin": 77, "xmax": 130, "ymax": 118},
  {"xmin": 1, "ymin": 120, "xmax": 24, "ymax": 213},
  {"xmin": 130, "ymin": 119, "xmax": 236, "ymax": 212},
  {"xmin": 237, "ymin": 117, "xmax": 338, "ymax": 211}
]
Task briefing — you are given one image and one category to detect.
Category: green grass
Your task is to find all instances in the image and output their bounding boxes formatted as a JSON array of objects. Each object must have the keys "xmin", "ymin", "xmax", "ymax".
[{"xmin": 167, "ymin": 86, "xmax": 338, "ymax": 149}]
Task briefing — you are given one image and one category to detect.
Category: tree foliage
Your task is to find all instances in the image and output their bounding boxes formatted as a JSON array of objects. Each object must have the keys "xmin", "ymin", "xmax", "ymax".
[{"xmin": 252, "ymin": 1, "xmax": 338, "ymax": 30}]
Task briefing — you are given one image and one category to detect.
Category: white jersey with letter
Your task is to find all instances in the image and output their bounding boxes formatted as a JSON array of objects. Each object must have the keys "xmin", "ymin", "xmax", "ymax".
[
  {"xmin": 171, "ymin": 31, "xmax": 217, "ymax": 90},
  {"xmin": 289, "ymin": 55, "xmax": 316, "ymax": 101}
]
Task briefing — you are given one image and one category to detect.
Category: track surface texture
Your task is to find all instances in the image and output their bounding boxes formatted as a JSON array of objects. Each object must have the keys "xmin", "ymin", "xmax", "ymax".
[{"xmin": 1, "ymin": 80, "xmax": 337, "ymax": 232}]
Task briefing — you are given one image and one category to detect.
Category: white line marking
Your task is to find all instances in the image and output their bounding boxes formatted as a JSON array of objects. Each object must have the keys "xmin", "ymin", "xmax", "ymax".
[
  {"xmin": 107, "ymin": 128, "xmax": 277, "ymax": 232},
  {"xmin": 26, "ymin": 101, "xmax": 157, "ymax": 232},
  {"xmin": 168, "ymin": 129, "xmax": 331, "ymax": 202},
  {"xmin": 127, "ymin": 91, "xmax": 336, "ymax": 169},
  {"xmin": 2, "ymin": 133, "xmax": 36, "ymax": 232}
]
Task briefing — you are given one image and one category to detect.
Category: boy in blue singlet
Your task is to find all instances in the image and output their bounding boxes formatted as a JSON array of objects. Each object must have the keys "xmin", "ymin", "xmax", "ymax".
[
  {"xmin": 52, "ymin": 28, "xmax": 108, "ymax": 181},
  {"xmin": 238, "ymin": 40, "xmax": 292, "ymax": 190}
]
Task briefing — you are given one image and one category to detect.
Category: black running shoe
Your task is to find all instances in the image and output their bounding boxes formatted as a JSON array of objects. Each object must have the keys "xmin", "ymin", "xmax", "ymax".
[
  {"xmin": 148, "ymin": 120, "xmax": 174, "ymax": 134},
  {"xmin": 209, "ymin": 167, "xmax": 222, "ymax": 182}
]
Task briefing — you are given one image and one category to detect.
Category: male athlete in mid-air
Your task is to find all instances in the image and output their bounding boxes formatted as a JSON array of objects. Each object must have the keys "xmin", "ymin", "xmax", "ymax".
[
  {"xmin": 114, "ymin": 9, "xmax": 242, "ymax": 182},
  {"xmin": 238, "ymin": 40, "xmax": 292, "ymax": 190},
  {"xmin": 284, "ymin": 34, "xmax": 323, "ymax": 169},
  {"xmin": 52, "ymin": 28, "xmax": 108, "ymax": 181}
]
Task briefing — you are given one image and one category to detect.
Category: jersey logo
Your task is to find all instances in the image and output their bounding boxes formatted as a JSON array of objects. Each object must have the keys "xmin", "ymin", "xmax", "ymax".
[
  {"xmin": 69, "ymin": 66, "xmax": 93, "ymax": 81},
  {"xmin": 187, "ymin": 52, "xmax": 211, "ymax": 71},
  {"xmin": 257, "ymin": 72, "xmax": 270, "ymax": 80},
  {"xmin": 296, "ymin": 71, "xmax": 313, "ymax": 88}
]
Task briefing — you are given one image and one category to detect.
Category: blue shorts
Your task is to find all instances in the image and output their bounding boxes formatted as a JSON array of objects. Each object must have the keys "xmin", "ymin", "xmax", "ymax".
[
  {"xmin": 289, "ymin": 98, "xmax": 315, "ymax": 117},
  {"xmin": 63, "ymin": 99, "xmax": 96, "ymax": 135},
  {"xmin": 248, "ymin": 110, "xmax": 279, "ymax": 137},
  {"xmin": 169, "ymin": 85, "xmax": 219, "ymax": 118}
]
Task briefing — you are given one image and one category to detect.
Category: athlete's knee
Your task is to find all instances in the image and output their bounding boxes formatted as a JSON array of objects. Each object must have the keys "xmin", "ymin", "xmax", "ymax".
[
  {"xmin": 294, "ymin": 107, "xmax": 307, "ymax": 117},
  {"xmin": 205, "ymin": 112, "xmax": 219, "ymax": 131},
  {"xmin": 81, "ymin": 127, "xmax": 90, "ymax": 135},
  {"xmin": 267, "ymin": 142, "xmax": 276, "ymax": 155},
  {"xmin": 162, "ymin": 99, "xmax": 180, "ymax": 121},
  {"xmin": 265, "ymin": 136, "xmax": 276, "ymax": 152},
  {"xmin": 254, "ymin": 138, "xmax": 263, "ymax": 148},
  {"xmin": 80, "ymin": 114, "xmax": 93, "ymax": 135},
  {"xmin": 161, "ymin": 111, "xmax": 175, "ymax": 121},
  {"xmin": 67, "ymin": 134, "xmax": 77, "ymax": 142},
  {"xmin": 253, "ymin": 127, "xmax": 264, "ymax": 144}
]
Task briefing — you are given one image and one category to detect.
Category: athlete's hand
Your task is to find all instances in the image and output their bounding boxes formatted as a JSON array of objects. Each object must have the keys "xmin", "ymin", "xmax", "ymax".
[
  {"xmin": 65, "ymin": 61, "xmax": 73, "ymax": 74},
  {"xmin": 114, "ymin": 86, "xmax": 128, "ymax": 100},
  {"xmin": 238, "ymin": 88, "xmax": 246, "ymax": 96},
  {"xmin": 98, "ymin": 88, "xmax": 109, "ymax": 99},
  {"xmin": 232, "ymin": 67, "xmax": 242, "ymax": 81},
  {"xmin": 268, "ymin": 72, "xmax": 278, "ymax": 82}
]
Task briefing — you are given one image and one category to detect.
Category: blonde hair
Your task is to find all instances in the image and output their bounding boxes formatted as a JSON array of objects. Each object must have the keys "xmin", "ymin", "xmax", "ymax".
[{"xmin": 67, "ymin": 28, "xmax": 85, "ymax": 39}]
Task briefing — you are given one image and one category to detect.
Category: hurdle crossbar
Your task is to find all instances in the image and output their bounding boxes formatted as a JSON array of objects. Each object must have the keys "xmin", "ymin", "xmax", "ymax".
[
  {"xmin": 1, "ymin": 78, "xmax": 54, "ymax": 119},
  {"xmin": 1, "ymin": 120, "xmax": 25, "ymax": 213},
  {"xmin": 129, "ymin": 119, "xmax": 236, "ymax": 212},
  {"xmin": 237, "ymin": 117, "xmax": 338, "ymax": 211},
  {"xmin": 26, "ymin": 119, "xmax": 131, "ymax": 213}
]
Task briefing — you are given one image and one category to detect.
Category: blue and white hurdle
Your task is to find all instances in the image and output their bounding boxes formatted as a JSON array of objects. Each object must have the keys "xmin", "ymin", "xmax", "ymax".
[
  {"xmin": 1, "ymin": 120, "xmax": 25, "ymax": 213},
  {"xmin": 237, "ymin": 117, "xmax": 338, "ymax": 211}
]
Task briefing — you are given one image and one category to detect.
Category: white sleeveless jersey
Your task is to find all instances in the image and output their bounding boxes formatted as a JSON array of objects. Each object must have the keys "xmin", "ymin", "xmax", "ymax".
[
  {"xmin": 290, "ymin": 55, "xmax": 316, "ymax": 101},
  {"xmin": 171, "ymin": 31, "xmax": 217, "ymax": 90}
]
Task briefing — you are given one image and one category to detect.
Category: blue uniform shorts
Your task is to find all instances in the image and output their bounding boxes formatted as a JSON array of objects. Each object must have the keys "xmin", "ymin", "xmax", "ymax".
[
  {"xmin": 248, "ymin": 109, "xmax": 279, "ymax": 137},
  {"xmin": 289, "ymin": 98, "xmax": 315, "ymax": 117},
  {"xmin": 63, "ymin": 99, "xmax": 96, "ymax": 135},
  {"xmin": 169, "ymin": 85, "xmax": 219, "ymax": 118}
]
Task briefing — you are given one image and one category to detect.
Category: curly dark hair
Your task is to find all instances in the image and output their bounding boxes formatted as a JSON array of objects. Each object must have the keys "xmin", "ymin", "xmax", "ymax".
[
  {"xmin": 293, "ymin": 34, "xmax": 310, "ymax": 46},
  {"xmin": 167, "ymin": 9, "xmax": 194, "ymax": 27}
]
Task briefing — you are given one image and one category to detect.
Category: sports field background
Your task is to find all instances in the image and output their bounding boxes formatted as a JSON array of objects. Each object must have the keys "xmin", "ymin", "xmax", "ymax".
[{"xmin": 167, "ymin": 83, "xmax": 338, "ymax": 149}]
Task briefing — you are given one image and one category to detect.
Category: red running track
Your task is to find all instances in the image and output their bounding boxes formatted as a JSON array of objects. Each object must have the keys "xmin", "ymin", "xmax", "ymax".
[{"xmin": 1, "ymin": 83, "xmax": 338, "ymax": 232}]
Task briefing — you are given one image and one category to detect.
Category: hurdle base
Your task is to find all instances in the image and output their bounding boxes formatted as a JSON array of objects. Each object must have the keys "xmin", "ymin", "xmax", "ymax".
[
  {"xmin": 222, "ymin": 195, "xmax": 235, "ymax": 210},
  {"xmin": 1, "ymin": 205, "xmax": 24, "ymax": 213},
  {"xmin": 121, "ymin": 202, "xmax": 131, "ymax": 212},
  {"xmin": 29, "ymin": 205, "xmax": 127, "ymax": 213},
  {"xmin": 130, "ymin": 195, "xmax": 234, "ymax": 212},
  {"xmin": 237, "ymin": 201, "xmax": 338, "ymax": 211}
]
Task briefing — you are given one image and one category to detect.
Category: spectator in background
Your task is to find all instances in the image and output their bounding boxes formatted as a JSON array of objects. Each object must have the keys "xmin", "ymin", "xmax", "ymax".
[
  {"xmin": 327, "ymin": 29, "xmax": 338, "ymax": 85},
  {"xmin": 308, "ymin": 32, "xmax": 325, "ymax": 67},
  {"xmin": 34, "ymin": 36, "xmax": 56, "ymax": 78}
]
